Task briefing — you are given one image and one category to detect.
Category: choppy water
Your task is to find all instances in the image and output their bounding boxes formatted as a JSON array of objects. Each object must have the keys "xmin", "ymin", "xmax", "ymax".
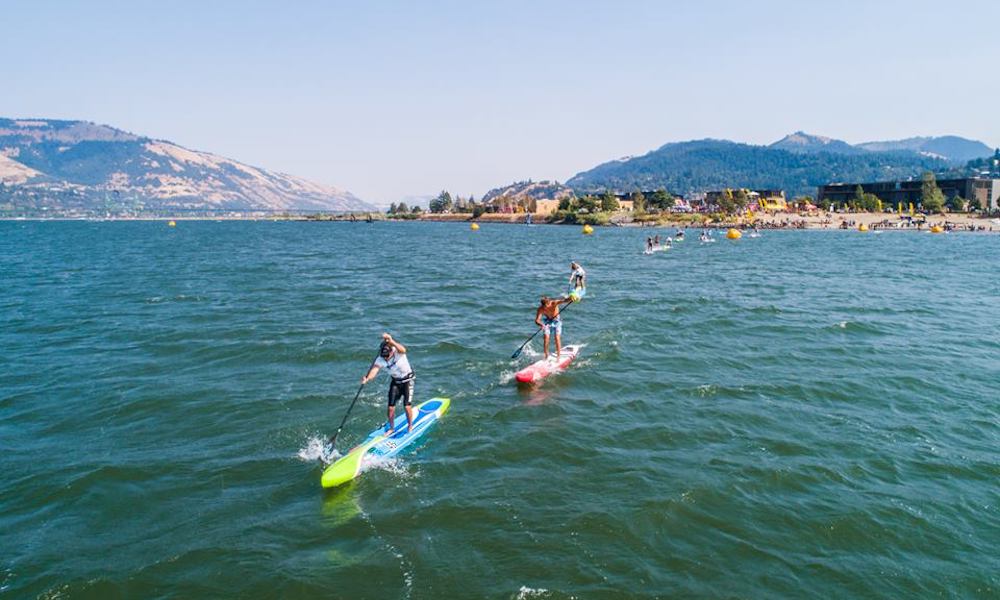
[{"xmin": 1, "ymin": 221, "xmax": 998, "ymax": 599}]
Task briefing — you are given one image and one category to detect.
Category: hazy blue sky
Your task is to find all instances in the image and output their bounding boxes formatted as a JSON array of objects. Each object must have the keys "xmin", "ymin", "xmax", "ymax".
[{"xmin": 4, "ymin": 0, "xmax": 998, "ymax": 204}]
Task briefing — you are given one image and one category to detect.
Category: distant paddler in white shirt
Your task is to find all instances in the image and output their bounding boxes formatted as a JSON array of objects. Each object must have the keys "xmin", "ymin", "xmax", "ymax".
[
  {"xmin": 361, "ymin": 333, "xmax": 415, "ymax": 435},
  {"xmin": 567, "ymin": 261, "xmax": 586, "ymax": 300}
]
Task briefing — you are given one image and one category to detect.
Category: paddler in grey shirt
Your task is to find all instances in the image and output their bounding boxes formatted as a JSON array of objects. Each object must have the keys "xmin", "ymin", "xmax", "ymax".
[{"xmin": 361, "ymin": 333, "xmax": 415, "ymax": 435}]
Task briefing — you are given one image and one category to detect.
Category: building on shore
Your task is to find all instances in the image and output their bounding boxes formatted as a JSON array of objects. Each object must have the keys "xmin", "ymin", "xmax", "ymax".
[
  {"xmin": 612, "ymin": 191, "xmax": 686, "ymax": 212},
  {"xmin": 704, "ymin": 189, "xmax": 787, "ymax": 211},
  {"xmin": 818, "ymin": 178, "xmax": 1000, "ymax": 210}
]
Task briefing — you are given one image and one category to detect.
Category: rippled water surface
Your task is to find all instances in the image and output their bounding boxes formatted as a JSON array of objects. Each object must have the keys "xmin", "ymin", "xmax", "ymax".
[{"xmin": 1, "ymin": 221, "xmax": 998, "ymax": 599}]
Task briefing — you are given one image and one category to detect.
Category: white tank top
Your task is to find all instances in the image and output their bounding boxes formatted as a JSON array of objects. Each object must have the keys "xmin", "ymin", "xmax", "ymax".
[{"xmin": 375, "ymin": 353, "xmax": 413, "ymax": 380}]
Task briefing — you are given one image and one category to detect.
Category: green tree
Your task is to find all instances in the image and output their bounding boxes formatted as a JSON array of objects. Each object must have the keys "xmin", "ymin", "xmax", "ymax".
[
  {"xmin": 412, "ymin": 205, "xmax": 423, "ymax": 214},
  {"xmin": 630, "ymin": 190, "xmax": 645, "ymax": 213},
  {"xmin": 853, "ymin": 185, "xmax": 865, "ymax": 206},
  {"xmin": 857, "ymin": 192, "xmax": 880, "ymax": 212},
  {"xmin": 602, "ymin": 190, "xmax": 620, "ymax": 212},
  {"xmin": 578, "ymin": 194, "xmax": 599, "ymax": 213},
  {"xmin": 733, "ymin": 189, "xmax": 750, "ymax": 211},
  {"xmin": 388, "ymin": 202, "xmax": 398, "ymax": 214},
  {"xmin": 716, "ymin": 189, "xmax": 736, "ymax": 214},
  {"xmin": 558, "ymin": 196, "xmax": 573, "ymax": 211},
  {"xmin": 969, "ymin": 197, "xmax": 984, "ymax": 212},
  {"xmin": 429, "ymin": 190, "xmax": 454, "ymax": 213},
  {"xmin": 649, "ymin": 188, "xmax": 674, "ymax": 211},
  {"xmin": 920, "ymin": 172, "xmax": 945, "ymax": 213},
  {"xmin": 818, "ymin": 198, "xmax": 832, "ymax": 211},
  {"xmin": 397, "ymin": 201, "xmax": 409, "ymax": 214},
  {"xmin": 946, "ymin": 195, "xmax": 965, "ymax": 212}
]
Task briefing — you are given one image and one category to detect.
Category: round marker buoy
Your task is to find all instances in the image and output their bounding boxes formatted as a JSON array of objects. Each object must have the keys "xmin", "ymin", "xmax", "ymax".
[{"xmin": 726, "ymin": 228, "xmax": 742, "ymax": 240}]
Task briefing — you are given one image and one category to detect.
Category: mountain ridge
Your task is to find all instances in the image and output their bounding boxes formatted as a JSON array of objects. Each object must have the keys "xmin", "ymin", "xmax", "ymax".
[
  {"xmin": 769, "ymin": 131, "xmax": 867, "ymax": 155},
  {"xmin": 766, "ymin": 131, "xmax": 992, "ymax": 163},
  {"xmin": 564, "ymin": 137, "xmax": 959, "ymax": 198},
  {"xmin": 0, "ymin": 118, "xmax": 373, "ymax": 214}
]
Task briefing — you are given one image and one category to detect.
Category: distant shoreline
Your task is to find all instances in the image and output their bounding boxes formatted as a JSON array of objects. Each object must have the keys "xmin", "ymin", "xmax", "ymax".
[{"xmin": 3, "ymin": 211, "xmax": 998, "ymax": 232}]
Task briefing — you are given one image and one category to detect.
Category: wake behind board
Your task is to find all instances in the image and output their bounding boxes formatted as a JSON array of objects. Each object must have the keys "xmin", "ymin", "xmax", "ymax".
[
  {"xmin": 515, "ymin": 344, "xmax": 581, "ymax": 384},
  {"xmin": 321, "ymin": 397, "xmax": 450, "ymax": 488}
]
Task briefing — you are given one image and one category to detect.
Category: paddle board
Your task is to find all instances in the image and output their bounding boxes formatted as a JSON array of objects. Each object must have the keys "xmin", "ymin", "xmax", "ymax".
[
  {"xmin": 515, "ymin": 344, "xmax": 581, "ymax": 384},
  {"xmin": 568, "ymin": 287, "xmax": 587, "ymax": 301},
  {"xmin": 321, "ymin": 397, "xmax": 450, "ymax": 488}
]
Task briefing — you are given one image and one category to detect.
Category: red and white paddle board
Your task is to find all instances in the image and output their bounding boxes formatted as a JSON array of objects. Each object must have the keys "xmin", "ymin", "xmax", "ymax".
[{"xmin": 515, "ymin": 345, "xmax": 581, "ymax": 384}]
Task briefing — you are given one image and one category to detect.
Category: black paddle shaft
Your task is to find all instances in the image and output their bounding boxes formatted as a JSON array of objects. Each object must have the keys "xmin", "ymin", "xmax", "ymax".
[
  {"xmin": 511, "ymin": 297, "xmax": 576, "ymax": 359},
  {"xmin": 327, "ymin": 353, "xmax": 380, "ymax": 449}
]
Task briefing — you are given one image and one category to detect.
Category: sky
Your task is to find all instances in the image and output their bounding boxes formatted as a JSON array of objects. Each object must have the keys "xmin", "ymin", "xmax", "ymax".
[{"xmin": 4, "ymin": 0, "xmax": 999, "ymax": 205}]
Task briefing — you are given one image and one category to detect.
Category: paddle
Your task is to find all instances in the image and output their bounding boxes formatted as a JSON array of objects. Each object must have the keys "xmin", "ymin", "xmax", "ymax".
[
  {"xmin": 326, "ymin": 352, "xmax": 381, "ymax": 454},
  {"xmin": 511, "ymin": 295, "xmax": 577, "ymax": 360}
]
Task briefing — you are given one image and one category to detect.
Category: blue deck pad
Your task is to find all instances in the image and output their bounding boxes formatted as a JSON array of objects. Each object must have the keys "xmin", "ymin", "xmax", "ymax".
[{"xmin": 367, "ymin": 399, "xmax": 446, "ymax": 459}]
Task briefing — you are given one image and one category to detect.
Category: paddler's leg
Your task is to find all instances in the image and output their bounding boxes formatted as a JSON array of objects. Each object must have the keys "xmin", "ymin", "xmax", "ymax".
[
  {"xmin": 555, "ymin": 317, "xmax": 563, "ymax": 359},
  {"xmin": 402, "ymin": 379, "xmax": 414, "ymax": 433},
  {"xmin": 386, "ymin": 382, "xmax": 399, "ymax": 435},
  {"xmin": 386, "ymin": 405, "xmax": 396, "ymax": 435},
  {"xmin": 542, "ymin": 329, "xmax": 550, "ymax": 360}
]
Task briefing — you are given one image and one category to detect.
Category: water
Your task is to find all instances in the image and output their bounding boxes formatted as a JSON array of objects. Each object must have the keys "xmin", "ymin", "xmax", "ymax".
[{"xmin": 1, "ymin": 221, "xmax": 998, "ymax": 599}]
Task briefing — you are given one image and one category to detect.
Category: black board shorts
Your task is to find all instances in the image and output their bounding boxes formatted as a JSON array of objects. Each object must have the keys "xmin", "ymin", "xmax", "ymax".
[{"xmin": 388, "ymin": 374, "xmax": 414, "ymax": 407}]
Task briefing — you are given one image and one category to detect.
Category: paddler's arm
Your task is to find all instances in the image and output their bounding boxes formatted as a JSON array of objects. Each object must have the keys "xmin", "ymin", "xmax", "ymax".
[
  {"xmin": 361, "ymin": 365, "xmax": 380, "ymax": 384},
  {"xmin": 534, "ymin": 306, "xmax": 544, "ymax": 328},
  {"xmin": 382, "ymin": 332, "xmax": 406, "ymax": 354}
]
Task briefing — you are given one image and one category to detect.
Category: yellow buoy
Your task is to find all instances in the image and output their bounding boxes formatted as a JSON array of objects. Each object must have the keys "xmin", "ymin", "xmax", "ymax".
[
  {"xmin": 582, "ymin": 224, "xmax": 594, "ymax": 235},
  {"xmin": 168, "ymin": 220, "xmax": 176, "ymax": 227},
  {"xmin": 726, "ymin": 228, "xmax": 742, "ymax": 240},
  {"xmin": 858, "ymin": 223, "xmax": 869, "ymax": 232},
  {"xmin": 470, "ymin": 222, "xmax": 480, "ymax": 231},
  {"xmin": 930, "ymin": 225, "xmax": 944, "ymax": 234}
]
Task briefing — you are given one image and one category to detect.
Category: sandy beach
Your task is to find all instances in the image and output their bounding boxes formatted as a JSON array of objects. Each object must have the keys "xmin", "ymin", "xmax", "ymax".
[
  {"xmin": 739, "ymin": 211, "xmax": 998, "ymax": 232},
  {"xmin": 400, "ymin": 210, "xmax": 1000, "ymax": 232}
]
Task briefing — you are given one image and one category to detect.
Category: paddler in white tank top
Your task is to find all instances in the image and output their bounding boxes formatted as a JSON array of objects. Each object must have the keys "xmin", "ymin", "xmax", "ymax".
[
  {"xmin": 361, "ymin": 333, "xmax": 415, "ymax": 434},
  {"xmin": 567, "ymin": 261, "xmax": 586, "ymax": 299}
]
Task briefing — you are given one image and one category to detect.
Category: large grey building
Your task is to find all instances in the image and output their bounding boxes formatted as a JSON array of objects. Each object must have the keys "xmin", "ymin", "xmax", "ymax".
[{"xmin": 818, "ymin": 178, "xmax": 999, "ymax": 210}]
